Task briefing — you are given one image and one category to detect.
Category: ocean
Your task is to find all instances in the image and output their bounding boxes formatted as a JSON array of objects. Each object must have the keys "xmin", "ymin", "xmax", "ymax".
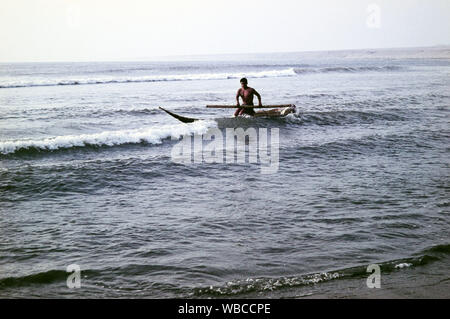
[{"xmin": 0, "ymin": 47, "xmax": 449, "ymax": 298}]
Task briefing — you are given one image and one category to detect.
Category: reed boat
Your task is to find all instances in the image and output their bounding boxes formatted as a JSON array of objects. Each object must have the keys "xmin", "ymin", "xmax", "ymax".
[{"xmin": 159, "ymin": 105, "xmax": 296, "ymax": 123}]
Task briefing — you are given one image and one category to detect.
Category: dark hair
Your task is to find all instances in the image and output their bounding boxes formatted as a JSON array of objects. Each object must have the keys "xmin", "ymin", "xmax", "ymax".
[{"xmin": 240, "ymin": 78, "xmax": 248, "ymax": 84}]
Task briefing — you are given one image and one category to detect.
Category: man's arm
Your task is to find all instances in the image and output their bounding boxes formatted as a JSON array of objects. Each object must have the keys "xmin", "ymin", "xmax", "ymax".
[
  {"xmin": 236, "ymin": 89, "xmax": 241, "ymax": 106},
  {"xmin": 253, "ymin": 89, "xmax": 262, "ymax": 106}
]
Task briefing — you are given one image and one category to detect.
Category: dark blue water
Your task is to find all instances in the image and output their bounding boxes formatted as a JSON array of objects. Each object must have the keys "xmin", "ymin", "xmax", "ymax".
[{"xmin": 0, "ymin": 48, "xmax": 449, "ymax": 298}]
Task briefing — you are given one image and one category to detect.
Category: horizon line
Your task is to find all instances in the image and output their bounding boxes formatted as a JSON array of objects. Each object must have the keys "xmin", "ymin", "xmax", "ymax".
[{"xmin": 1, "ymin": 44, "xmax": 449, "ymax": 64}]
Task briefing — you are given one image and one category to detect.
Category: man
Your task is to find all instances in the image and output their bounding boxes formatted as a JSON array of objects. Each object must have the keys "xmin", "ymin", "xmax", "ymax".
[{"xmin": 234, "ymin": 78, "xmax": 262, "ymax": 117}]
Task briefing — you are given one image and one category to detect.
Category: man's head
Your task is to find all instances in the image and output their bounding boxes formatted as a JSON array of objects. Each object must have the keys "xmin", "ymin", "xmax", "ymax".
[{"xmin": 240, "ymin": 78, "xmax": 248, "ymax": 88}]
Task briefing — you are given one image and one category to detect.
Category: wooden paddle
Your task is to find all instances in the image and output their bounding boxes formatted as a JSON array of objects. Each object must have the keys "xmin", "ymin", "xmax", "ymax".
[{"xmin": 206, "ymin": 104, "xmax": 294, "ymax": 109}]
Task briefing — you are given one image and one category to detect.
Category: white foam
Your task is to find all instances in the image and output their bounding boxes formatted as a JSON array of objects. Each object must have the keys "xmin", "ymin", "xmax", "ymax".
[
  {"xmin": 0, "ymin": 121, "xmax": 216, "ymax": 155},
  {"xmin": 395, "ymin": 263, "xmax": 412, "ymax": 269},
  {"xmin": 0, "ymin": 68, "xmax": 296, "ymax": 88}
]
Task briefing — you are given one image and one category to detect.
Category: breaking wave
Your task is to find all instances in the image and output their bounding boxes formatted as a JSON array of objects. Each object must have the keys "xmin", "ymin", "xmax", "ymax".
[
  {"xmin": 0, "ymin": 244, "xmax": 447, "ymax": 296},
  {"xmin": 191, "ymin": 244, "xmax": 448, "ymax": 297},
  {"xmin": 0, "ymin": 120, "xmax": 216, "ymax": 155},
  {"xmin": 294, "ymin": 65, "xmax": 402, "ymax": 74},
  {"xmin": 0, "ymin": 69, "xmax": 297, "ymax": 89},
  {"xmin": 0, "ymin": 65, "xmax": 403, "ymax": 88}
]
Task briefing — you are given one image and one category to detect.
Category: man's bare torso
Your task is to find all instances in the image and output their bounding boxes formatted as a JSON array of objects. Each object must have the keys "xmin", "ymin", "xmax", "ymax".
[{"xmin": 238, "ymin": 87, "xmax": 256, "ymax": 105}]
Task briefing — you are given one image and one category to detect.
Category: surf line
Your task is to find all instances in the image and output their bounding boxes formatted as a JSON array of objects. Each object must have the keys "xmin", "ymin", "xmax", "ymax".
[{"xmin": 170, "ymin": 127, "xmax": 279, "ymax": 174}]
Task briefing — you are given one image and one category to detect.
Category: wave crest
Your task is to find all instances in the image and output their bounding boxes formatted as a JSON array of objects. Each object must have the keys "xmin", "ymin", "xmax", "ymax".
[
  {"xmin": 192, "ymin": 247, "xmax": 445, "ymax": 297},
  {"xmin": 0, "ymin": 121, "xmax": 216, "ymax": 155},
  {"xmin": 0, "ymin": 69, "xmax": 297, "ymax": 89},
  {"xmin": 294, "ymin": 65, "xmax": 402, "ymax": 74},
  {"xmin": 0, "ymin": 65, "xmax": 403, "ymax": 89}
]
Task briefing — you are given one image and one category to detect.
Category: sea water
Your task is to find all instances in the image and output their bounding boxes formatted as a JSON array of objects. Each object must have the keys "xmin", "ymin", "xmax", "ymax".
[{"xmin": 0, "ymin": 47, "xmax": 449, "ymax": 298}]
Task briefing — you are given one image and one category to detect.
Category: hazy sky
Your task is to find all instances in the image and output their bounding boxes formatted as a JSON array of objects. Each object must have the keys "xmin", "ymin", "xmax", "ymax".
[{"xmin": 1, "ymin": 0, "xmax": 449, "ymax": 62}]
